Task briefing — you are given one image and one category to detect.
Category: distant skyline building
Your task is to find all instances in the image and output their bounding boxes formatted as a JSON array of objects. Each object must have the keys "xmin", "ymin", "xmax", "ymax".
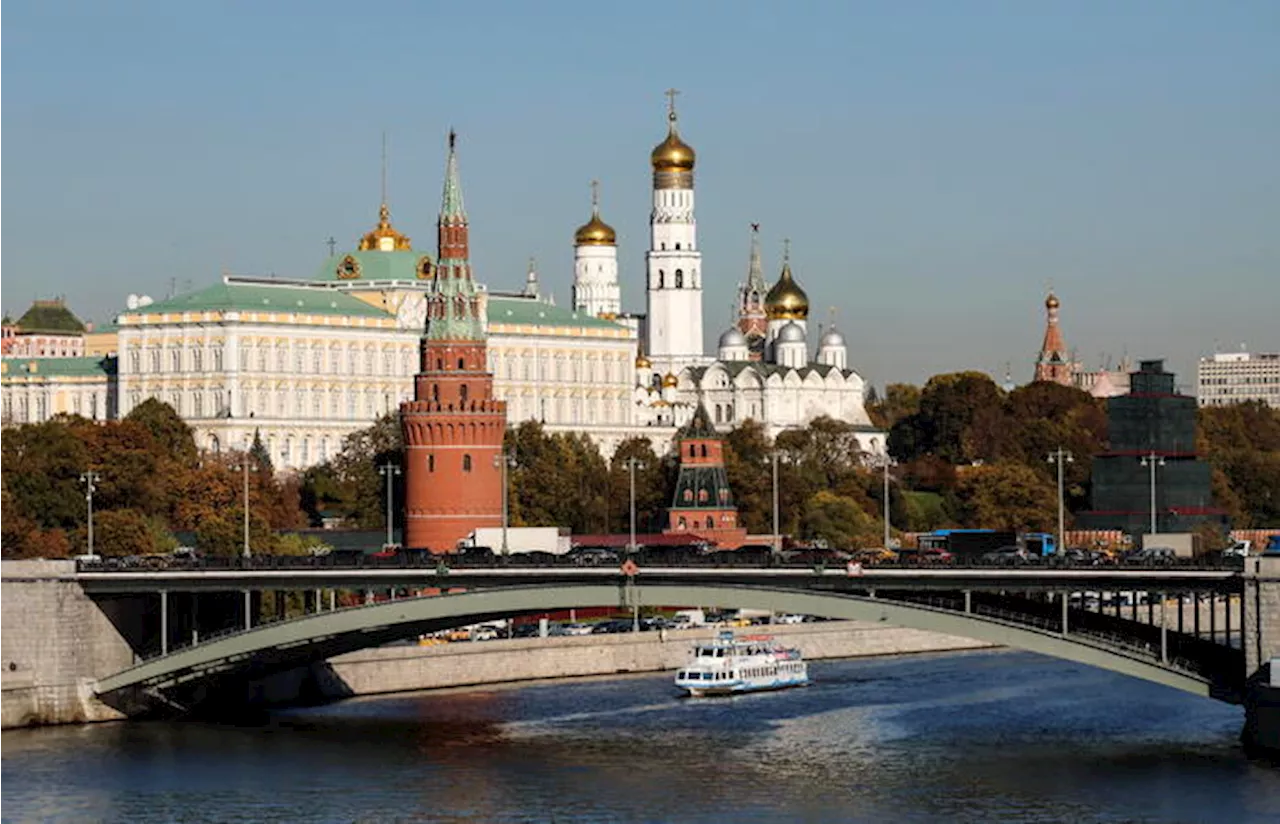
[{"xmin": 1197, "ymin": 352, "xmax": 1280, "ymax": 409}]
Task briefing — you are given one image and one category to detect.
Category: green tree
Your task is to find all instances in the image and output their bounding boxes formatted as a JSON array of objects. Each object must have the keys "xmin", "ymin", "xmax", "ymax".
[
  {"xmin": 607, "ymin": 437, "xmax": 667, "ymax": 537},
  {"xmin": 890, "ymin": 371, "xmax": 1005, "ymax": 464},
  {"xmin": 801, "ymin": 491, "xmax": 879, "ymax": 549},
  {"xmin": 869, "ymin": 383, "xmax": 921, "ymax": 430},
  {"xmin": 723, "ymin": 420, "xmax": 774, "ymax": 534},
  {"xmin": 124, "ymin": 398, "xmax": 198, "ymax": 468},
  {"xmin": 249, "ymin": 428, "xmax": 273, "ymax": 474},
  {"xmin": 1, "ymin": 418, "xmax": 91, "ymax": 530}
]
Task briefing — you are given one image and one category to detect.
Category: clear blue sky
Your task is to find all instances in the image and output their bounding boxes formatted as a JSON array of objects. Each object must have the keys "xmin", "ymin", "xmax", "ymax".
[{"xmin": 4, "ymin": 1, "xmax": 1277, "ymax": 389}]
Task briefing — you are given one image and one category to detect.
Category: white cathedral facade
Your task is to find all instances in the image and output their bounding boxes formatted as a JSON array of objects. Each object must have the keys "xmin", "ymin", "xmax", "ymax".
[{"xmin": 104, "ymin": 98, "xmax": 881, "ymax": 470}]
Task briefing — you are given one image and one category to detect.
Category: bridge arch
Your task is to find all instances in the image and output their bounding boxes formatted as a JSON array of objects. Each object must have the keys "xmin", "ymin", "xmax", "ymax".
[{"xmin": 95, "ymin": 583, "xmax": 1219, "ymax": 713}]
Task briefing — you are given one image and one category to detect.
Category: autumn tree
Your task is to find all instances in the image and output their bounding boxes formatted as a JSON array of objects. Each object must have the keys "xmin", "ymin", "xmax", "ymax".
[{"xmin": 954, "ymin": 463, "xmax": 1057, "ymax": 531}]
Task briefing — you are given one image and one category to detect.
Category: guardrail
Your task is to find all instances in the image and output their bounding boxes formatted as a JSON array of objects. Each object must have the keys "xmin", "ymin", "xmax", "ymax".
[{"xmin": 74, "ymin": 554, "xmax": 1248, "ymax": 574}]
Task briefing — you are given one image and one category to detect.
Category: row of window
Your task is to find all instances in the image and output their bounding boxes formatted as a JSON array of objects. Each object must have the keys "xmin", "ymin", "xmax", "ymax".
[
  {"xmin": 654, "ymin": 269, "xmax": 697, "ymax": 289},
  {"xmin": 125, "ymin": 344, "xmax": 413, "ymax": 377},
  {"xmin": 1, "ymin": 391, "xmax": 106, "ymax": 423},
  {"xmin": 491, "ymin": 352, "xmax": 630, "ymax": 384}
]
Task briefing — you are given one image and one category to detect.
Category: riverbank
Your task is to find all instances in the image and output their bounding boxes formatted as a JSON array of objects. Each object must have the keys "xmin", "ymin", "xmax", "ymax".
[{"xmin": 255, "ymin": 621, "xmax": 996, "ymax": 708}]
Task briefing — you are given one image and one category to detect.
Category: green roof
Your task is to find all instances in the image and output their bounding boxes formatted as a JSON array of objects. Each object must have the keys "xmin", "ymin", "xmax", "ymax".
[
  {"xmin": 129, "ymin": 282, "xmax": 392, "ymax": 319},
  {"xmin": 15, "ymin": 300, "xmax": 85, "ymax": 334},
  {"xmin": 487, "ymin": 296, "xmax": 625, "ymax": 330},
  {"xmin": 2, "ymin": 356, "xmax": 116, "ymax": 378},
  {"xmin": 312, "ymin": 250, "xmax": 432, "ymax": 282}
]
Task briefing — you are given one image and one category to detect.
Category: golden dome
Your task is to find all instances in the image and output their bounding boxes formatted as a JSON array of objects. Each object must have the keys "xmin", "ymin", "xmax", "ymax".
[
  {"xmin": 651, "ymin": 126, "xmax": 696, "ymax": 173},
  {"xmin": 661, "ymin": 372, "xmax": 678, "ymax": 388},
  {"xmin": 358, "ymin": 203, "xmax": 412, "ymax": 252},
  {"xmin": 1045, "ymin": 292, "xmax": 1060, "ymax": 310},
  {"xmin": 574, "ymin": 214, "xmax": 616, "ymax": 246},
  {"xmin": 635, "ymin": 353, "xmax": 652, "ymax": 369},
  {"xmin": 765, "ymin": 245, "xmax": 809, "ymax": 321},
  {"xmin": 574, "ymin": 180, "xmax": 617, "ymax": 246}
]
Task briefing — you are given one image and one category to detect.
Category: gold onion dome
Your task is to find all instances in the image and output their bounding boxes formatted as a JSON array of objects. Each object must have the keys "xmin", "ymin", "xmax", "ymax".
[
  {"xmin": 358, "ymin": 203, "xmax": 412, "ymax": 252},
  {"xmin": 1046, "ymin": 292, "xmax": 1060, "ymax": 309},
  {"xmin": 662, "ymin": 372, "xmax": 678, "ymax": 388},
  {"xmin": 575, "ymin": 180, "xmax": 617, "ymax": 246},
  {"xmin": 651, "ymin": 90, "xmax": 695, "ymax": 172},
  {"xmin": 635, "ymin": 353, "xmax": 652, "ymax": 369},
  {"xmin": 574, "ymin": 211, "xmax": 616, "ymax": 246},
  {"xmin": 765, "ymin": 244, "xmax": 809, "ymax": 320},
  {"xmin": 651, "ymin": 126, "xmax": 696, "ymax": 172}
]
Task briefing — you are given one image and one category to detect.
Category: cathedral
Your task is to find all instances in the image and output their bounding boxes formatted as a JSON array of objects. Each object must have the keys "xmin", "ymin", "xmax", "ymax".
[{"xmin": 98, "ymin": 95, "xmax": 882, "ymax": 470}]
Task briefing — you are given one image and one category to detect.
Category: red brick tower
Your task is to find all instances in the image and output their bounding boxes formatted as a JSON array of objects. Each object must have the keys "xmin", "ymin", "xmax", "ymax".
[
  {"xmin": 1034, "ymin": 291, "xmax": 1078, "ymax": 386},
  {"xmin": 401, "ymin": 132, "xmax": 507, "ymax": 552},
  {"xmin": 663, "ymin": 403, "xmax": 748, "ymax": 548}
]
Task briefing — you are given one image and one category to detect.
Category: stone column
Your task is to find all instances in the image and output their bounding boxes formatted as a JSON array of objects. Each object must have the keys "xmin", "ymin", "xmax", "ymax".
[{"xmin": 1242, "ymin": 555, "xmax": 1280, "ymax": 757}]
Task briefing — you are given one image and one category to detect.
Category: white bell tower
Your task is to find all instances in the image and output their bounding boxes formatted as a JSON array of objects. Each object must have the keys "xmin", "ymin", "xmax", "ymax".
[
  {"xmin": 645, "ymin": 89, "xmax": 703, "ymax": 371},
  {"xmin": 572, "ymin": 180, "xmax": 621, "ymax": 318}
]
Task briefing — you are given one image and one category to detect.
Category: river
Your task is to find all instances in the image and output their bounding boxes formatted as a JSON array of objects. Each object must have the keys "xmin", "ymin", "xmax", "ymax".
[{"xmin": 3, "ymin": 650, "xmax": 1278, "ymax": 822}]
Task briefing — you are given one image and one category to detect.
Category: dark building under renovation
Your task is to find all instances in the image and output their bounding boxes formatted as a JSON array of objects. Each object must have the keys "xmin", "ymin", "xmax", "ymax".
[{"xmin": 1076, "ymin": 359, "xmax": 1226, "ymax": 535}]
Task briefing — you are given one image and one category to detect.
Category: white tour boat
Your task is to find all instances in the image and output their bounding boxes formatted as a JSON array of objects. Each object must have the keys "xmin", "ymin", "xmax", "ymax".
[{"xmin": 674, "ymin": 631, "xmax": 809, "ymax": 697}]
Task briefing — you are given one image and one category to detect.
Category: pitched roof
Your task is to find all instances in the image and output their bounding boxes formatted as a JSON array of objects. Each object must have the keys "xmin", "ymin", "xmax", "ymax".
[
  {"xmin": 2, "ymin": 356, "xmax": 116, "ymax": 378},
  {"xmin": 678, "ymin": 402, "xmax": 717, "ymax": 440},
  {"xmin": 128, "ymin": 282, "xmax": 392, "ymax": 318},
  {"xmin": 311, "ymin": 250, "xmax": 431, "ymax": 282},
  {"xmin": 15, "ymin": 299, "xmax": 86, "ymax": 334},
  {"xmin": 487, "ymin": 296, "xmax": 626, "ymax": 330}
]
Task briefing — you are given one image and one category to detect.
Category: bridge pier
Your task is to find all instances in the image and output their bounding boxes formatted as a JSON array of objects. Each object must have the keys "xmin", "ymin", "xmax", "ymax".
[{"xmin": 1242, "ymin": 556, "xmax": 1280, "ymax": 757}]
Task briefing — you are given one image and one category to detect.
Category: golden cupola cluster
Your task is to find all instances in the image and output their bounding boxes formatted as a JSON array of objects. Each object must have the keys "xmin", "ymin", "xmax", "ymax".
[
  {"xmin": 765, "ymin": 242, "xmax": 809, "ymax": 321},
  {"xmin": 574, "ymin": 180, "xmax": 617, "ymax": 246},
  {"xmin": 358, "ymin": 203, "xmax": 412, "ymax": 252}
]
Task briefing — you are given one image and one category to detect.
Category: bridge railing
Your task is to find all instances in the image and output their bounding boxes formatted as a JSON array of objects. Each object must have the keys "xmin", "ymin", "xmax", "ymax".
[{"xmin": 74, "ymin": 553, "xmax": 1248, "ymax": 574}]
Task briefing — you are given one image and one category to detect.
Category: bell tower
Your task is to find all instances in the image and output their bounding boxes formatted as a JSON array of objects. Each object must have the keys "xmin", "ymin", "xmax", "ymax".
[
  {"xmin": 645, "ymin": 89, "xmax": 704, "ymax": 371},
  {"xmin": 400, "ymin": 132, "xmax": 507, "ymax": 553}
]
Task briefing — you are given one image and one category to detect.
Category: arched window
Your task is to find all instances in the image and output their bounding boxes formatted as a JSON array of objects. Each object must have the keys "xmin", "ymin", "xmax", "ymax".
[
  {"xmin": 701, "ymin": 444, "xmax": 708, "ymax": 458},
  {"xmin": 678, "ymin": 517, "xmax": 687, "ymax": 529},
  {"xmin": 689, "ymin": 444, "xmax": 696, "ymax": 458},
  {"xmin": 462, "ymin": 454, "xmax": 472, "ymax": 472},
  {"xmin": 675, "ymin": 270, "xmax": 684, "ymax": 288},
  {"xmin": 432, "ymin": 384, "xmax": 440, "ymax": 402},
  {"xmin": 706, "ymin": 516, "xmax": 714, "ymax": 529},
  {"xmin": 428, "ymin": 454, "xmax": 435, "ymax": 472},
  {"xmin": 458, "ymin": 357, "xmax": 465, "ymax": 369},
  {"xmin": 658, "ymin": 271, "xmax": 665, "ymax": 288},
  {"xmin": 675, "ymin": 242, "xmax": 681, "ymax": 250},
  {"xmin": 460, "ymin": 385, "xmax": 468, "ymax": 403}
]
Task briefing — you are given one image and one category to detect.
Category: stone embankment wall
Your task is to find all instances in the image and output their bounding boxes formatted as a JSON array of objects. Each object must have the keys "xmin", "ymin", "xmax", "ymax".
[
  {"xmin": 2, "ymin": 561, "xmax": 134, "ymax": 728},
  {"xmin": 300, "ymin": 622, "xmax": 993, "ymax": 700}
]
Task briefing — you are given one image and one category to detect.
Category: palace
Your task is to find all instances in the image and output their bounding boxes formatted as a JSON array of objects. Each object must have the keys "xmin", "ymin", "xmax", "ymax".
[{"xmin": 17, "ymin": 96, "xmax": 883, "ymax": 468}]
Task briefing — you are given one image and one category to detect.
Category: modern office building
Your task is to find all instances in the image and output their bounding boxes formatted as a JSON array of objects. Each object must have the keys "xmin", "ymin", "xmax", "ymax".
[
  {"xmin": 1197, "ymin": 352, "xmax": 1280, "ymax": 409},
  {"xmin": 1076, "ymin": 359, "xmax": 1225, "ymax": 535}
]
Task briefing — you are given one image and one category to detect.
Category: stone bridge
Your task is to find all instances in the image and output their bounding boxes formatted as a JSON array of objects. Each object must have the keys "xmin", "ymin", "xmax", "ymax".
[{"xmin": 4, "ymin": 558, "xmax": 1278, "ymax": 753}]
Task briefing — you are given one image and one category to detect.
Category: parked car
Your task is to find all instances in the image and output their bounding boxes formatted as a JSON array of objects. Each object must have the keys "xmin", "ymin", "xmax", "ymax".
[
  {"xmin": 1123, "ymin": 547, "xmax": 1177, "ymax": 566},
  {"xmin": 570, "ymin": 547, "xmax": 620, "ymax": 566},
  {"xmin": 591, "ymin": 619, "xmax": 633, "ymax": 634},
  {"xmin": 775, "ymin": 614, "xmax": 807, "ymax": 625},
  {"xmin": 471, "ymin": 625, "xmax": 500, "ymax": 641},
  {"xmin": 979, "ymin": 546, "xmax": 1035, "ymax": 565},
  {"xmin": 560, "ymin": 622, "xmax": 594, "ymax": 636},
  {"xmin": 918, "ymin": 548, "xmax": 954, "ymax": 565}
]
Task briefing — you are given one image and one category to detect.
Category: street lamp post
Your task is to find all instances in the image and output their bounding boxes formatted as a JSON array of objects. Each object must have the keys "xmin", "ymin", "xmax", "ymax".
[
  {"xmin": 1139, "ymin": 452, "xmax": 1166, "ymax": 535},
  {"xmin": 878, "ymin": 455, "xmax": 895, "ymax": 551},
  {"xmin": 493, "ymin": 451, "xmax": 517, "ymax": 555},
  {"xmin": 378, "ymin": 462, "xmax": 401, "ymax": 549},
  {"xmin": 1046, "ymin": 448, "xmax": 1074, "ymax": 555},
  {"xmin": 80, "ymin": 471, "xmax": 101, "ymax": 557},
  {"xmin": 624, "ymin": 457, "xmax": 645, "ymax": 554},
  {"xmin": 230, "ymin": 460, "xmax": 251, "ymax": 559}
]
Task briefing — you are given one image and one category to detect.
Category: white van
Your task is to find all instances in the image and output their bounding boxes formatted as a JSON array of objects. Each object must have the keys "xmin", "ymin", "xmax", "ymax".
[{"xmin": 671, "ymin": 609, "xmax": 706, "ymax": 628}]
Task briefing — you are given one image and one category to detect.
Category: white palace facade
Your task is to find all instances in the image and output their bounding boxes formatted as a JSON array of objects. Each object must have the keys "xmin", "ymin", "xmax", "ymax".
[{"xmin": 102, "ymin": 97, "xmax": 881, "ymax": 470}]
